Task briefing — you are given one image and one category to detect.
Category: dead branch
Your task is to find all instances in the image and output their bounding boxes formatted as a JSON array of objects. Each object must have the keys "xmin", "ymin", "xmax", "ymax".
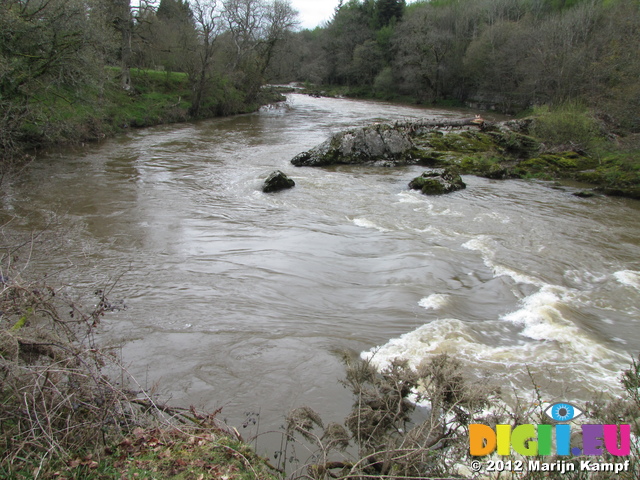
[{"xmin": 394, "ymin": 115, "xmax": 488, "ymax": 132}]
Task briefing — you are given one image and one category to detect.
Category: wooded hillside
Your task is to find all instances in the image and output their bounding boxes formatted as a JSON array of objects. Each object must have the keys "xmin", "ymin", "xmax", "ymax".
[{"xmin": 272, "ymin": 0, "xmax": 639, "ymax": 132}]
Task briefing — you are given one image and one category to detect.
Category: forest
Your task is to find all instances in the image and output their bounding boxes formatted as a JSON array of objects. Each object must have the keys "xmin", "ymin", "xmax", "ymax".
[
  {"xmin": 0, "ymin": 0, "xmax": 297, "ymax": 162},
  {"xmin": 273, "ymin": 0, "xmax": 639, "ymax": 130},
  {"xmin": 1, "ymin": 0, "xmax": 640, "ymax": 165}
]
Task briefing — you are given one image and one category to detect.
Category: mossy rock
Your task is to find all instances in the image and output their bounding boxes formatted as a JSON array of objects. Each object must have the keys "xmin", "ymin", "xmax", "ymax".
[
  {"xmin": 479, "ymin": 163, "xmax": 511, "ymax": 180},
  {"xmin": 411, "ymin": 149, "xmax": 469, "ymax": 168},
  {"xmin": 490, "ymin": 131, "xmax": 541, "ymax": 158},
  {"xmin": 575, "ymin": 170, "xmax": 604, "ymax": 184},
  {"xmin": 520, "ymin": 152, "xmax": 599, "ymax": 177},
  {"xmin": 518, "ymin": 154, "xmax": 576, "ymax": 174},
  {"xmin": 414, "ymin": 131, "xmax": 496, "ymax": 154},
  {"xmin": 453, "ymin": 155, "xmax": 513, "ymax": 179},
  {"xmin": 409, "ymin": 169, "xmax": 466, "ymax": 195},
  {"xmin": 573, "ymin": 190, "xmax": 597, "ymax": 198},
  {"xmin": 263, "ymin": 170, "xmax": 295, "ymax": 192}
]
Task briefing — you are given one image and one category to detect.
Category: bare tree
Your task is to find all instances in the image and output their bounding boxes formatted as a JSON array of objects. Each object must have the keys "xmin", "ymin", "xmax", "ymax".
[
  {"xmin": 222, "ymin": 0, "xmax": 298, "ymax": 100},
  {"xmin": 260, "ymin": 0, "xmax": 299, "ymax": 77},
  {"xmin": 111, "ymin": 0, "xmax": 134, "ymax": 90},
  {"xmin": 190, "ymin": 0, "xmax": 223, "ymax": 116}
]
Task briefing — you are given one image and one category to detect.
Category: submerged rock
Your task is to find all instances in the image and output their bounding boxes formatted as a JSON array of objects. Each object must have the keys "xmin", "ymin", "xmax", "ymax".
[
  {"xmin": 291, "ymin": 123, "xmax": 416, "ymax": 167},
  {"xmin": 409, "ymin": 169, "xmax": 466, "ymax": 195},
  {"xmin": 573, "ymin": 190, "xmax": 597, "ymax": 198},
  {"xmin": 263, "ymin": 170, "xmax": 295, "ymax": 193}
]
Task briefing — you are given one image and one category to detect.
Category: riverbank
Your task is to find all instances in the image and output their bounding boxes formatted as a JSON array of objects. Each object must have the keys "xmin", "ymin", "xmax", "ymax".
[
  {"xmin": 412, "ymin": 127, "xmax": 640, "ymax": 200},
  {"xmin": 0, "ymin": 68, "xmax": 285, "ymax": 173},
  {"xmin": 0, "ymin": 263, "xmax": 280, "ymax": 479},
  {"xmin": 291, "ymin": 93, "xmax": 640, "ymax": 200}
]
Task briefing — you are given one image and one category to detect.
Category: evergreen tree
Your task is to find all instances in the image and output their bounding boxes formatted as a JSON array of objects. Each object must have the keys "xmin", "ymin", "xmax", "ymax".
[{"xmin": 374, "ymin": 0, "xmax": 404, "ymax": 28}]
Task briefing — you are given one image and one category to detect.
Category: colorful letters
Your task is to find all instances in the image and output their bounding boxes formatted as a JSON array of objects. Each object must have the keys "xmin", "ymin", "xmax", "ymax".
[{"xmin": 469, "ymin": 424, "xmax": 630, "ymax": 457}]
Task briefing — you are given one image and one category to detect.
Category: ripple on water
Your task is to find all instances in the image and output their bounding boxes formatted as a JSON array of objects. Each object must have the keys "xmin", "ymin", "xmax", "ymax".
[{"xmin": 4, "ymin": 94, "xmax": 639, "ymax": 442}]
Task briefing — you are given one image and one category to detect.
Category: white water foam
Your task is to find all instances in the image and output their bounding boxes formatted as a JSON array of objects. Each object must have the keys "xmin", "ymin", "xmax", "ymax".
[
  {"xmin": 396, "ymin": 192, "xmax": 464, "ymax": 217},
  {"xmin": 362, "ymin": 316, "xmax": 626, "ymax": 402},
  {"xmin": 418, "ymin": 293, "xmax": 450, "ymax": 311},
  {"xmin": 396, "ymin": 191, "xmax": 425, "ymax": 204},
  {"xmin": 473, "ymin": 211, "xmax": 511, "ymax": 224},
  {"xmin": 564, "ymin": 269, "xmax": 609, "ymax": 286},
  {"xmin": 351, "ymin": 217, "xmax": 390, "ymax": 232},
  {"xmin": 499, "ymin": 285, "xmax": 624, "ymax": 363},
  {"xmin": 614, "ymin": 270, "xmax": 640, "ymax": 291},
  {"xmin": 462, "ymin": 236, "xmax": 545, "ymax": 286},
  {"xmin": 363, "ymin": 234, "xmax": 630, "ymax": 404}
]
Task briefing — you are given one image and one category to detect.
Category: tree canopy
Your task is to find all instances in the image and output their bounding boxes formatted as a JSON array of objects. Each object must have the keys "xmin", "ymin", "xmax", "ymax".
[
  {"xmin": 0, "ymin": 0, "xmax": 299, "ymax": 161},
  {"xmin": 277, "ymin": 0, "xmax": 640, "ymax": 131}
]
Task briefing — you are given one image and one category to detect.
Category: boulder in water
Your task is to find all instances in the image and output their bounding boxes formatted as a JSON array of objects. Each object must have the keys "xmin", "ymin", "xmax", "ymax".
[
  {"xmin": 291, "ymin": 123, "xmax": 416, "ymax": 167},
  {"xmin": 263, "ymin": 170, "xmax": 295, "ymax": 193},
  {"xmin": 409, "ymin": 169, "xmax": 466, "ymax": 195}
]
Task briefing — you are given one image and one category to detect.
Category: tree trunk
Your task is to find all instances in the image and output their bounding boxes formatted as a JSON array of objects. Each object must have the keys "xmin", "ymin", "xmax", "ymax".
[{"xmin": 114, "ymin": 0, "xmax": 132, "ymax": 91}]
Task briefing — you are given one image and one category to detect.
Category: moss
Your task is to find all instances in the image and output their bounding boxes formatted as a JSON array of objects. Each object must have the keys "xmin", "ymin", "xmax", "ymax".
[
  {"xmin": 419, "ymin": 179, "xmax": 445, "ymax": 194},
  {"xmin": 575, "ymin": 170, "xmax": 603, "ymax": 184},
  {"xmin": 409, "ymin": 147, "xmax": 446, "ymax": 165},
  {"xmin": 490, "ymin": 131, "xmax": 541, "ymax": 158},
  {"xmin": 516, "ymin": 152, "xmax": 596, "ymax": 176},
  {"xmin": 414, "ymin": 131, "xmax": 495, "ymax": 153},
  {"xmin": 409, "ymin": 169, "xmax": 466, "ymax": 195}
]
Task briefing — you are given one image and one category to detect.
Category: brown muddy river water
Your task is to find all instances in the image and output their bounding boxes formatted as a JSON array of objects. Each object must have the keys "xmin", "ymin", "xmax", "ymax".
[{"xmin": 2, "ymin": 94, "xmax": 640, "ymax": 454}]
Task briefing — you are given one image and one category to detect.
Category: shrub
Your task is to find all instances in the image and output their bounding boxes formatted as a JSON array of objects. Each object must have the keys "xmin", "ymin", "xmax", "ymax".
[
  {"xmin": 286, "ymin": 353, "xmax": 500, "ymax": 479},
  {"xmin": 0, "ymin": 227, "xmax": 150, "ymax": 477},
  {"xmin": 531, "ymin": 101, "xmax": 603, "ymax": 152}
]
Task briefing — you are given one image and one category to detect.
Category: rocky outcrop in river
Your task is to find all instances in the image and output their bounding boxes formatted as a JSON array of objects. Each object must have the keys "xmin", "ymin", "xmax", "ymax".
[
  {"xmin": 289, "ymin": 116, "xmax": 640, "ymax": 199},
  {"xmin": 291, "ymin": 123, "xmax": 417, "ymax": 167},
  {"xmin": 289, "ymin": 117, "xmax": 521, "ymax": 169}
]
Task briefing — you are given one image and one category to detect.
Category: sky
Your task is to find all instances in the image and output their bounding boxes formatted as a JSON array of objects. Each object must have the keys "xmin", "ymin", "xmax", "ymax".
[{"xmin": 290, "ymin": 0, "xmax": 341, "ymax": 30}]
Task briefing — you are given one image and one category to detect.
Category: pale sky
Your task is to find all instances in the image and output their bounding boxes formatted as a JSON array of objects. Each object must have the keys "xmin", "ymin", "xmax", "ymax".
[{"xmin": 290, "ymin": 0, "xmax": 341, "ymax": 30}]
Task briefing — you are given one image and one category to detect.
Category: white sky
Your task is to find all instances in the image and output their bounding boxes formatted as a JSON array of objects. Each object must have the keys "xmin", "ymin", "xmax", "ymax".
[{"xmin": 290, "ymin": 0, "xmax": 341, "ymax": 30}]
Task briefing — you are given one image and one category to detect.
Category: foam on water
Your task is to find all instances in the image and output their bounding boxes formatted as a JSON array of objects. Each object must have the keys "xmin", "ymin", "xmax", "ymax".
[
  {"xmin": 418, "ymin": 293, "xmax": 450, "ymax": 311},
  {"xmin": 364, "ymin": 233, "xmax": 632, "ymax": 403},
  {"xmin": 396, "ymin": 192, "xmax": 464, "ymax": 217},
  {"xmin": 614, "ymin": 270, "xmax": 640, "ymax": 291},
  {"xmin": 473, "ymin": 211, "xmax": 511, "ymax": 224},
  {"xmin": 362, "ymin": 315, "xmax": 626, "ymax": 401},
  {"xmin": 462, "ymin": 236, "xmax": 545, "ymax": 286},
  {"xmin": 351, "ymin": 217, "xmax": 390, "ymax": 232},
  {"xmin": 396, "ymin": 191, "xmax": 425, "ymax": 204},
  {"xmin": 500, "ymin": 285, "xmax": 625, "ymax": 363}
]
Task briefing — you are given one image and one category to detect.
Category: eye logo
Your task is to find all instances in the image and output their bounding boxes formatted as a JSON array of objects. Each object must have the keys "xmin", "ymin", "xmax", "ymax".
[{"xmin": 544, "ymin": 402, "xmax": 584, "ymax": 422}]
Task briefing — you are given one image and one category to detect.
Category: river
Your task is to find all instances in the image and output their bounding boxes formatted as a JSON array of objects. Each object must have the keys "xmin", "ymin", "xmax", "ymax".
[{"xmin": 2, "ymin": 94, "xmax": 639, "ymax": 455}]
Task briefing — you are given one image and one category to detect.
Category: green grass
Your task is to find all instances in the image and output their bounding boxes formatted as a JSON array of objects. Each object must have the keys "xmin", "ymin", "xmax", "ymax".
[
  {"xmin": 530, "ymin": 101, "xmax": 604, "ymax": 151},
  {"xmin": 10, "ymin": 66, "xmax": 280, "ymax": 157},
  {"xmin": 55, "ymin": 428, "xmax": 279, "ymax": 480},
  {"xmin": 16, "ymin": 67, "xmax": 193, "ymax": 149}
]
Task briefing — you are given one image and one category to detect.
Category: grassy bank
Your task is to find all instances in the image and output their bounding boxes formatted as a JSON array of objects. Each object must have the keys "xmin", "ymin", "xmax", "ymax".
[
  {"xmin": 406, "ymin": 102, "xmax": 640, "ymax": 199},
  {"xmin": 3, "ymin": 68, "xmax": 285, "ymax": 170}
]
